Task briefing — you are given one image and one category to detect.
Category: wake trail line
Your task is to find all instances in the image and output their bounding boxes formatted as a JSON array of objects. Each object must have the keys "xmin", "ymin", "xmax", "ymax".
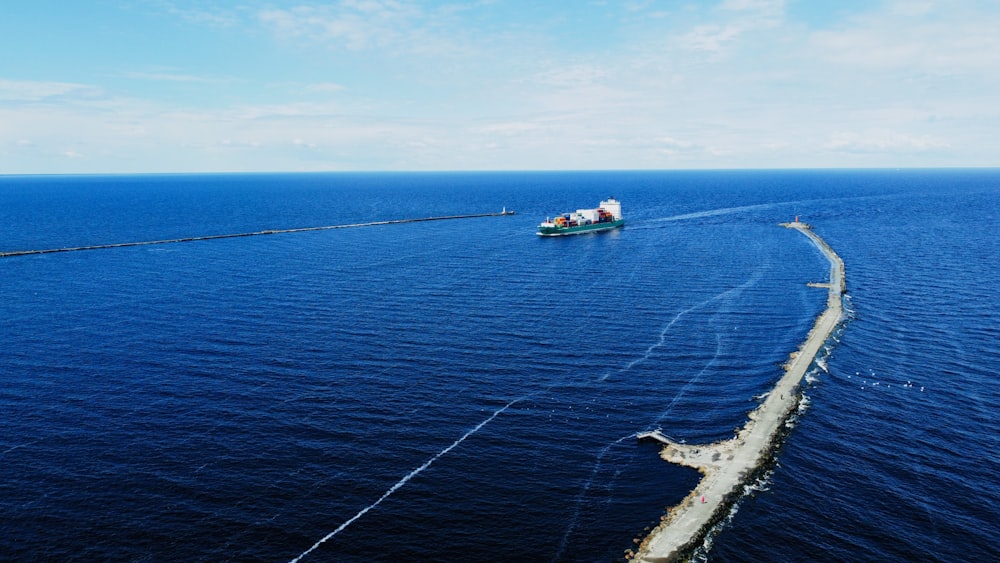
[
  {"xmin": 601, "ymin": 266, "xmax": 764, "ymax": 382},
  {"xmin": 655, "ymin": 331, "xmax": 724, "ymax": 423},
  {"xmin": 644, "ymin": 202, "xmax": 782, "ymax": 224},
  {"xmin": 288, "ymin": 398, "xmax": 521, "ymax": 563},
  {"xmin": 640, "ymin": 194, "xmax": 891, "ymax": 227},
  {"xmin": 553, "ymin": 432, "xmax": 636, "ymax": 561}
]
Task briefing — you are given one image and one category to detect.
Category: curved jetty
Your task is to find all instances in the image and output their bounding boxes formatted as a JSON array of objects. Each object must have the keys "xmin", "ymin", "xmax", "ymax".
[
  {"xmin": 631, "ymin": 221, "xmax": 845, "ymax": 562},
  {"xmin": 0, "ymin": 210, "xmax": 515, "ymax": 258}
]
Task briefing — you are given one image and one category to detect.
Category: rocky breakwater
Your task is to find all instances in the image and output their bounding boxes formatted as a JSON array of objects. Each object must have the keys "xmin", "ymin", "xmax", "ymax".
[{"xmin": 631, "ymin": 221, "xmax": 845, "ymax": 562}]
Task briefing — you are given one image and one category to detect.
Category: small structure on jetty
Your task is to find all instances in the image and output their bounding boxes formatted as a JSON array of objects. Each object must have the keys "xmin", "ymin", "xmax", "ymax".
[{"xmin": 631, "ymin": 221, "xmax": 846, "ymax": 562}]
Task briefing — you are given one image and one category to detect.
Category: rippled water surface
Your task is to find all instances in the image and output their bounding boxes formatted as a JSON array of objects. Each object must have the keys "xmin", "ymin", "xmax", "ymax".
[{"xmin": 1, "ymin": 170, "xmax": 997, "ymax": 561}]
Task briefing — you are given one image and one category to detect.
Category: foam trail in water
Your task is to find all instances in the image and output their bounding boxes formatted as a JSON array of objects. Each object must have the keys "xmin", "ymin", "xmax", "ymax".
[
  {"xmin": 652, "ymin": 259, "xmax": 772, "ymax": 421},
  {"xmin": 607, "ymin": 305, "xmax": 693, "ymax": 378},
  {"xmin": 602, "ymin": 265, "xmax": 764, "ymax": 382},
  {"xmin": 642, "ymin": 195, "xmax": 861, "ymax": 226},
  {"xmin": 553, "ymin": 432, "xmax": 635, "ymax": 561},
  {"xmin": 1, "ymin": 439, "xmax": 41, "ymax": 457},
  {"xmin": 645, "ymin": 202, "xmax": 783, "ymax": 224},
  {"xmin": 289, "ymin": 399, "xmax": 520, "ymax": 563},
  {"xmin": 655, "ymin": 330, "xmax": 723, "ymax": 423}
]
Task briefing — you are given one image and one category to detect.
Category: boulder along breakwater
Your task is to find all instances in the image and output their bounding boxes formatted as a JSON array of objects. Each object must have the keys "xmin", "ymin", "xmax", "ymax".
[{"xmin": 632, "ymin": 221, "xmax": 846, "ymax": 562}]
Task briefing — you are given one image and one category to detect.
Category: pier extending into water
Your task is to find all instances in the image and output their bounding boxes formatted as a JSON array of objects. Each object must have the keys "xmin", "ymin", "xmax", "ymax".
[
  {"xmin": 631, "ymin": 221, "xmax": 845, "ymax": 562},
  {"xmin": 0, "ymin": 210, "xmax": 515, "ymax": 258}
]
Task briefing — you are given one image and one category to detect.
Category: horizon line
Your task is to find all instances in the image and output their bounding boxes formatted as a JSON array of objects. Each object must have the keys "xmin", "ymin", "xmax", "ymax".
[{"xmin": 3, "ymin": 166, "xmax": 999, "ymax": 179}]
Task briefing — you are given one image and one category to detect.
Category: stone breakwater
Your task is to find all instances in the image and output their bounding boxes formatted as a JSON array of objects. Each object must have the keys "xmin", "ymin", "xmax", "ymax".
[
  {"xmin": 630, "ymin": 222, "xmax": 845, "ymax": 562},
  {"xmin": 0, "ymin": 210, "xmax": 516, "ymax": 258}
]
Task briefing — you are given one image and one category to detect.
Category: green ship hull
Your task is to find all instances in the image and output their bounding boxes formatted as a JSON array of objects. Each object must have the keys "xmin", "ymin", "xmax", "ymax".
[{"xmin": 537, "ymin": 219, "xmax": 625, "ymax": 236}]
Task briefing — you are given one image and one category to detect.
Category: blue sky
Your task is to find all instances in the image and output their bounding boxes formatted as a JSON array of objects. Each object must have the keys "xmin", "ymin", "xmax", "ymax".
[{"xmin": 2, "ymin": 0, "xmax": 998, "ymax": 173}]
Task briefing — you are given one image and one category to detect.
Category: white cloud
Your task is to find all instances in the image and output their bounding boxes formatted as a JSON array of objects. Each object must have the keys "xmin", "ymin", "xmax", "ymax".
[
  {"xmin": 825, "ymin": 130, "xmax": 951, "ymax": 153},
  {"xmin": 230, "ymin": 101, "xmax": 343, "ymax": 120},
  {"xmin": 889, "ymin": 1, "xmax": 934, "ymax": 17},
  {"xmin": 125, "ymin": 71, "xmax": 229, "ymax": 84},
  {"xmin": 258, "ymin": 2, "xmax": 423, "ymax": 51},
  {"xmin": 218, "ymin": 139, "xmax": 262, "ymax": 148},
  {"xmin": 478, "ymin": 121, "xmax": 545, "ymax": 135},
  {"xmin": 0, "ymin": 79, "xmax": 101, "ymax": 101},
  {"xmin": 678, "ymin": 24, "xmax": 743, "ymax": 53},
  {"xmin": 624, "ymin": 1, "xmax": 654, "ymax": 12},
  {"xmin": 810, "ymin": 3, "xmax": 1000, "ymax": 73},
  {"xmin": 676, "ymin": 0, "xmax": 786, "ymax": 54},
  {"xmin": 655, "ymin": 136, "xmax": 696, "ymax": 150},
  {"xmin": 651, "ymin": 135, "xmax": 727, "ymax": 159},
  {"xmin": 149, "ymin": 1, "xmax": 239, "ymax": 27},
  {"xmin": 305, "ymin": 82, "xmax": 347, "ymax": 93},
  {"xmin": 254, "ymin": 1, "xmax": 481, "ymax": 58},
  {"xmin": 720, "ymin": 0, "xmax": 786, "ymax": 16},
  {"xmin": 580, "ymin": 138, "xmax": 623, "ymax": 148},
  {"xmin": 533, "ymin": 64, "xmax": 610, "ymax": 88},
  {"xmin": 3, "ymin": 1, "xmax": 998, "ymax": 173}
]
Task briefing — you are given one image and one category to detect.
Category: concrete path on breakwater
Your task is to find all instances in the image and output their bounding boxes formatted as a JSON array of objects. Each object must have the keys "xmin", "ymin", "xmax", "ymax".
[
  {"xmin": 630, "ymin": 221, "xmax": 845, "ymax": 563},
  {"xmin": 0, "ymin": 210, "xmax": 515, "ymax": 258}
]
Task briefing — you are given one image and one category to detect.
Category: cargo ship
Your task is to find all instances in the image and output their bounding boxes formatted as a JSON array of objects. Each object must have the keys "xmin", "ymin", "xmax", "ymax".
[{"xmin": 537, "ymin": 198, "xmax": 624, "ymax": 236}]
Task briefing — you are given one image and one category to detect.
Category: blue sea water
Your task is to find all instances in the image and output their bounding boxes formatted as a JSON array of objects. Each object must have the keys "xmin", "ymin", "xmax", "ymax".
[{"xmin": 0, "ymin": 170, "xmax": 997, "ymax": 562}]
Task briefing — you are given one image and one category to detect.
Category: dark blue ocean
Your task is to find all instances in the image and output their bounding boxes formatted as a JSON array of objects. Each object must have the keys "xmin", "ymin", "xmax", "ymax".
[{"xmin": 1, "ymin": 170, "xmax": 997, "ymax": 562}]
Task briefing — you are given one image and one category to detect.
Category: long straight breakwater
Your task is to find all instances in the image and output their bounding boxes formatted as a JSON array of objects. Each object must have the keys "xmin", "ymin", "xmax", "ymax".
[
  {"xmin": 631, "ymin": 221, "xmax": 845, "ymax": 562},
  {"xmin": 0, "ymin": 210, "xmax": 515, "ymax": 258}
]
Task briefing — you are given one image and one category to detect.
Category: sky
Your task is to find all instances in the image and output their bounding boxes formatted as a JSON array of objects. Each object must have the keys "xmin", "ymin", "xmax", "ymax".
[{"xmin": 1, "ymin": 0, "xmax": 999, "ymax": 174}]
